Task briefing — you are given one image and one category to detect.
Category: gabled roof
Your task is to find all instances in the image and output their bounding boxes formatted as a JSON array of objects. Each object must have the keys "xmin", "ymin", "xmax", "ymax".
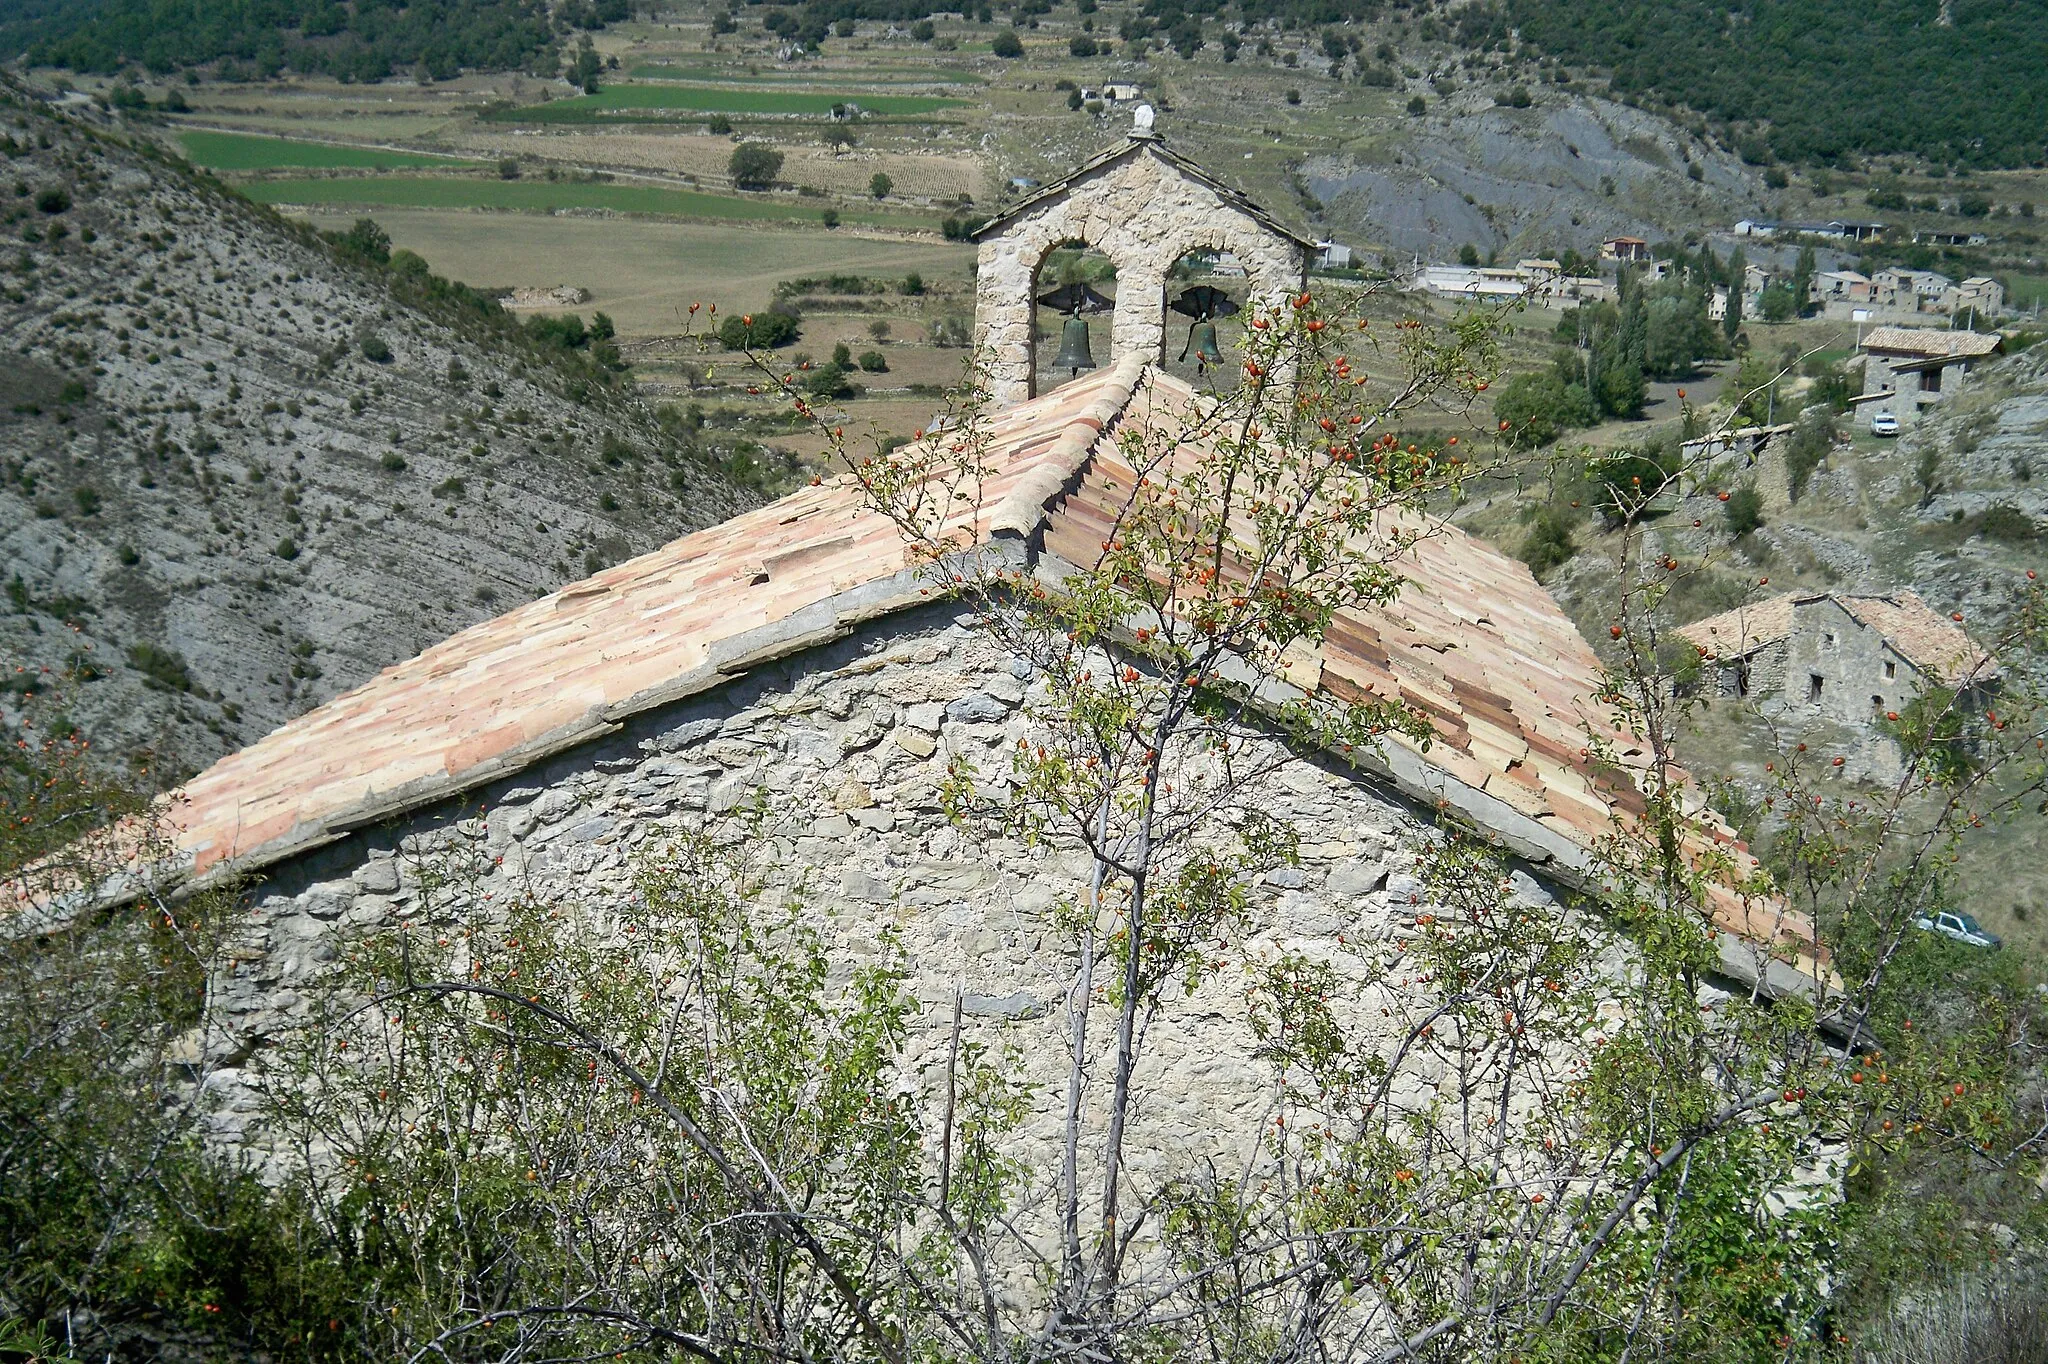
[
  {"xmin": 1677, "ymin": 591, "xmax": 1995, "ymax": 686},
  {"xmin": 969, "ymin": 135, "xmax": 1317, "ymax": 252},
  {"xmin": 139, "ymin": 357, "xmax": 1817, "ymax": 986},
  {"xmin": 1860, "ymin": 326, "xmax": 2004, "ymax": 359}
]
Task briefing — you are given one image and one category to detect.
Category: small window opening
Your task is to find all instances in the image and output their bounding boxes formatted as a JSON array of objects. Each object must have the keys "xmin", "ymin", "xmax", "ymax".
[
  {"xmin": 1825, "ymin": 630, "xmax": 1838, "ymax": 648},
  {"xmin": 1808, "ymin": 673, "xmax": 1824, "ymax": 703},
  {"xmin": 1884, "ymin": 660, "xmax": 1897, "ymax": 680},
  {"xmin": 1872, "ymin": 695, "xmax": 1884, "ymax": 709}
]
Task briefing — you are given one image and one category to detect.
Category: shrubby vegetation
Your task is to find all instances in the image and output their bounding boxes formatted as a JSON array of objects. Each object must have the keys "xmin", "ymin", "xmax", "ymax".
[
  {"xmin": 1, "ymin": 0, "xmax": 615, "ymax": 83},
  {"xmin": 1487, "ymin": 0, "xmax": 2048, "ymax": 166}
]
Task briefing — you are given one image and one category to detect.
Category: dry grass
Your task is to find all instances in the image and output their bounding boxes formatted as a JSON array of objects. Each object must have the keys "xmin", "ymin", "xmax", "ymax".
[
  {"xmin": 293, "ymin": 208, "xmax": 973, "ymax": 337},
  {"xmin": 1859, "ymin": 1270, "xmax": 2048, "ymax": 1364},
  {"xmin": 450, "ymin": 127, "xmax": 988, "ymax": 201}
]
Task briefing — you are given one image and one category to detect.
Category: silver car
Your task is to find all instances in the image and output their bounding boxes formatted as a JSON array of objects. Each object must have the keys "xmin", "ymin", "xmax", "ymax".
[
  {"xmin": 1913, "ymin": 909, "xmax": 2001, "ymax": 948},
  {"xmin": 1870, "ymin": 411, "xmax": 1901, "ymax": 437}
]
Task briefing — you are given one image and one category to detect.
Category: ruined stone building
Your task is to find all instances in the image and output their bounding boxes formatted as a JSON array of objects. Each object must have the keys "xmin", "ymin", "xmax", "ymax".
[
  {"xmin": 107, "ymin": 138, "xmax": 1825, "ymax": 1175},
  {"xmin": 1679, "ymin": 590, "xmax": 1996, "ymax": 722}
]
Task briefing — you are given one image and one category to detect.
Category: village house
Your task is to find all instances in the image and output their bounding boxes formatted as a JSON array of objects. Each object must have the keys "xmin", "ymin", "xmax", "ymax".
[
  {"xmin": 80, "ymin": 133, "xmax": 1825, "ymax": 1185},
  {"xmin": 1314, "ymin": 239, "xmax": 1355, "ymax": 270},
  {"xmin": 1600, "ymin": 234, "xmax": 1650, "ymax": 263},
  {"xmin": 1679, "ymin": 592, "xmax": 1994, "ymax": 726},
  {"xmin": 1869, "ymin": 267, "xmax": 1954, "ymax": 313},
  {"xmin": 1810, "ymin": 269, "xmax": 1871, "ymax": 304},
  {"xmin": 1731, "ymin": 219, "xmax": 1885, "ymax": 242},
  {"xmin": 1557, "ymin": 274, "xmax": 1615, "ymax": 303},
  {"xmin": 1954, "ymin": 276, "xmax": 2005, "ymax": 318},
  {"xmin": 1855, "ymin": 325, "xmax": 2005, "ymax": 428}
]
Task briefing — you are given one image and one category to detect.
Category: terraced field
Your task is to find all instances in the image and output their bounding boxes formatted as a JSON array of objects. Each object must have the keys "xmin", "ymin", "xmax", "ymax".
[
  {"xmin": 495, "ymin": 83, "xmax": 969, "ymax": 122},
  {"xmin": 244, "ymin": 174, "xmax": 934, "ymax": 228},
  {"xmin": 630, "ymin": 62, "xmax": 982, "ymax": 84},
  {"xmin": 178, "ymin": 130, "xmax": 482, "ymax": 170}
]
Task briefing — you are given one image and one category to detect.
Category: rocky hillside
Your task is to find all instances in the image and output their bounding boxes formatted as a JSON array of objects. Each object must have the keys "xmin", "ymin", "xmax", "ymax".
[
  {"xmin": 0, "ymin": 82, "xmax": 753, "ymax": 782},
  {"xmin": 1301, "ymin": 88, "xmax": 1762, "ymax": 261}
]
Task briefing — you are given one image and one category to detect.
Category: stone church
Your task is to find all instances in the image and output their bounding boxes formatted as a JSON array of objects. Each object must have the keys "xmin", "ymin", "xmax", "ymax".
[{"xmin": 117, "ymin": 135, "xmax": 1823, "ymax": 1161}]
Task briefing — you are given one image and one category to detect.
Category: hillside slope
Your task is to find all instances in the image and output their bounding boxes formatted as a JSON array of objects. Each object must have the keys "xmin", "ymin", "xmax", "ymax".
[
  {"xmin": 1462, "ymin": 342, "xmax": 2048, "ymax": 949},
  {"xmin": 0, "ymin": 84, "xmax": 752, "ymax": 781},
  {"xmin": 1498, "ymin": 0, "xmax": 2048, "ymax": 168}
]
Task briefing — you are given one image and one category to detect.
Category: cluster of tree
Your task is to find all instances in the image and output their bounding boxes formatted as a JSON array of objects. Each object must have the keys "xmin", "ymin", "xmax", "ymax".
[
  {"xmin": 717, "ymin": 301, "xmax": 803, "ymax": 350},
  {"xmin": 318, "ymin": 216, "xmax": 633, "ymax": 395},
  {"xmin": 4, "ymin": 0, "xmax": 611, "ymax": 83},
  {"xmin": 1490, "ymin": 0, "xmax": 2048, "ymax": 168},
  {"xmin": 1497, "ymin": 257, "xmax": 1731, "ymax": 448}
]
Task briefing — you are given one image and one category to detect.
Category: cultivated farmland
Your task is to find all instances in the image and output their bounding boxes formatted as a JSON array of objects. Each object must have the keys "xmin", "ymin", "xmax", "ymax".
[{"xmin": 177, "ymin": 130, "xmax": 482, "ymax": 171}]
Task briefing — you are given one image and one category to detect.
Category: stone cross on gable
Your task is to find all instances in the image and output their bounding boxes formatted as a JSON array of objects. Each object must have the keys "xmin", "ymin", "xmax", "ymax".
[{"xmin": 969, "ymin": 134, "xmax": 1314, "ymax": 405}]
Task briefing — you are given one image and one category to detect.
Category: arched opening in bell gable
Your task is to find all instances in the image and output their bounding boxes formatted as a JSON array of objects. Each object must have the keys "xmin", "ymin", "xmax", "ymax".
[
  {"xmin": 1030, "ymin": 238, "xmax": 1119, "ymax": 397},
  {"xmin": 1156, "ymin": 246, "xmax": 1253, "ymax": 389}
]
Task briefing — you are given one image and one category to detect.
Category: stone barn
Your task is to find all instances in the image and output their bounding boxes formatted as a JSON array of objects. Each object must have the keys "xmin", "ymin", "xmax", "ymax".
[
  {"xmin": 1856, "ymin": 326, "xmax": 2004, "ymax": 429},
  {"xmin": 970, "ymin": 130, "xmax": 1312, "ymax": 405},
  {"xmin": 1678, "ymin": 590, "xmax": 1996, "ymax": 723}
]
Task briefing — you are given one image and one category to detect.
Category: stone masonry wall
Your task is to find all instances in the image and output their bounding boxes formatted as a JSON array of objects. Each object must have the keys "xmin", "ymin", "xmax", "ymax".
[
  {"xmin": 197, "ymin": 605, "xmax": 1631, "ymax": 1218},
  {"xmin": 1780, "ymin": 597, "xmax": 1913, "ymax": 725},
  {"xmin": 974, "ymin": 141, "xmax": 1309, "ymax": 405}
]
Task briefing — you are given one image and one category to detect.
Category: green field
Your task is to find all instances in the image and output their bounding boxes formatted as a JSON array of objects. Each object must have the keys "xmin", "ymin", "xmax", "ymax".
[
  {"xmin": 244, "ymin": 174, "xmax": 932, "ymax": 228},
  {"xmin": 495, "ymin": 83, "xmax": 968, "ymax": 121},
  {"xmin": 629, "ymin": 62, "xmax": 983, "ymax": 85},
  {"xmin": 178, "ymin": 130, "xmax": 477, "ymax": 171}
]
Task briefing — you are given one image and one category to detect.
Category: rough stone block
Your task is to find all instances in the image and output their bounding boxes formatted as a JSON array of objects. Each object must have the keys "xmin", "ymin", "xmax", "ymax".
[
  {"xmin": 946, "ymin": 692, "xmax": 1013, "ymax": 724},
  {"xmin": 893, "ymin": 728, "xmax": 938, "ymax": 759},
  {"xmin": 353, "ymin": 858, "xmax": 400, "ymax": 894}
]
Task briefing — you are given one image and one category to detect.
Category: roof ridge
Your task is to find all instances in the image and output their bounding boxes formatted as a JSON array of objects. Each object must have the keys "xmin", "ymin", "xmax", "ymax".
[
  {"xmin": 987, "ymin": 353, "xmax": 1150, "ymax": 541},
  {"xmin": 970, "ymin": 137, "xmax": 1317, "ymax": 251}
]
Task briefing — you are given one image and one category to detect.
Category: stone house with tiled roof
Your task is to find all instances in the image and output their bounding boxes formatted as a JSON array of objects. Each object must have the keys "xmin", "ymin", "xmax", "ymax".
[
  {"xmin": 1856, "ymin": 326, "xmax": 2004, "ymax": 429},
  {"xmin": 85, "ymin": 138, "xmax": 1829, "ymax": 1164},
  {"xmin": 1678, "ymin": 591, "xmax": 1996, "ymax": 726}
]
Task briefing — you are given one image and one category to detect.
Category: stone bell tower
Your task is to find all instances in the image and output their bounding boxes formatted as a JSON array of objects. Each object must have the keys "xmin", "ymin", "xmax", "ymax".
[{"xmin": 969, "ymin": 125, "xmax": 1314, "ymax": 406}]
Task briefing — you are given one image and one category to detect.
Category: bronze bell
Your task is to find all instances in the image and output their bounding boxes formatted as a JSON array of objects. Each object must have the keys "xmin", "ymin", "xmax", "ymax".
[
  {"xmin": 1053, "ymin": 314, "xmax": 1097, "ymax": 374},
  {"xmin": 1186, "ymin": 319, "xmax": 1224, "ymax": 369}
]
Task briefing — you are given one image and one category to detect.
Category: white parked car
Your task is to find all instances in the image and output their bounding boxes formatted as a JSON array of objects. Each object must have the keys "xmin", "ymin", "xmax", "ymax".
[
  {"xmin": 1870, "ymin": 411, "xmax": 1900, "ymax": 437},
  {"xmin": 1913, "ymin": 909, "xmax": 2001, "ymax": 949}
]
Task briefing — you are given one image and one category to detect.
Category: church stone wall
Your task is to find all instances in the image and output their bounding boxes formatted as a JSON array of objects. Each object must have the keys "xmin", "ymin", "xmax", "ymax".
[
  {"xmin": 974, "ymin": 141, "xmax": 1308, "ymax": 405},
  {"xmin": 197, "ymin": 606, "xmax": 1619, "ymax": 1197}
]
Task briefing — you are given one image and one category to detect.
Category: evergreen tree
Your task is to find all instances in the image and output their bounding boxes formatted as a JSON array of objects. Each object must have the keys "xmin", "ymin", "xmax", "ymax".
[
  {"xmin": 1791, "ymin": 245, "xmax": 1816, "ymax": 318},
  {"xmin": 572, "ymin": 35, "xmax": 601, "ymax": 94},
  {"xmin": 1724, "ymin": 246, "xmax": 1746, "ymax": 342}
]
